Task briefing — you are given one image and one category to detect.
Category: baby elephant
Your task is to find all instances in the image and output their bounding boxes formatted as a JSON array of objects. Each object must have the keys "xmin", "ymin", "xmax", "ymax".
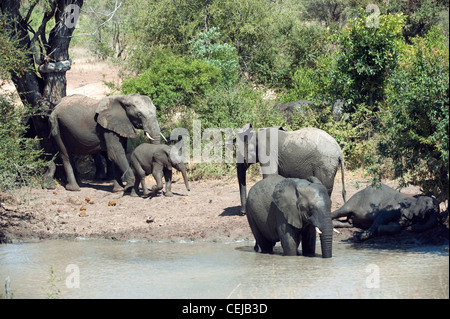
[
  {"xmin": 246, "ymin": 175, "xmax": 333, "ymax": 257},
  {"xmin": 331, "ymin": 184, "xmax": 439, "ymax": 241},
  {"xmin": 130, "ymin": 143, "xmax": 190, "ymax": 197}
]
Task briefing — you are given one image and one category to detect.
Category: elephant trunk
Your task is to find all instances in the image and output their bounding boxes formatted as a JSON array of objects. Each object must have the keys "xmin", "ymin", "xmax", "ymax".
[
  {"xmin": 318, "ymin": 217, "xmax": 333, "ymax": 258},
  {"xmin": 181, "ymin": 168, "xmax": 190, "ymax": 192}
]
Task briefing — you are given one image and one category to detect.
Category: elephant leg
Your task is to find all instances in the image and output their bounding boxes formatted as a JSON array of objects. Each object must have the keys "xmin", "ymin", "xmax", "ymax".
[
  {"xmin": 94, "ymin": 153, "xmax": 106, "ymax": 180},
  {"xmin": 151, "ymin": 165, "xmax": 164, "ymax": 193},
  {"xmin": 247, "ymin": 215, "xmax": 274, "ymax": 253},
  {"xmin": 277, "ymin": 223, "xmax": 300, "ymax": 256},
  {"xmin": 355, "ymin": 209, "xmax": 401, "ymax": 241},
  {"xmin": 103, "ymin": 132, "xmax": 134, "ymax": 190},
  {"xmin": 301, "ymin": 224, "xmax": 316, "ymax": 257},
  {"xmin": 163, "ymin": 169, "xmax": 173, "ymax": 197},
  {"xmin": 43, "ymin": 161, "xmax": 56, "ymax": 189},
  {"xmin": 130, "ymin": 177, "xmax": 140, "ymax": 197},
  {"xmin": 333, "ymin": 219, "xmax": 353, "ymax": 228},
  {"xmin": 112, "ymin": 164, "xmax": 125, "ymax": 193},
  {"xmin": 51, "ymin": 126, "xmax": 80, "ymax": 191},
  {"xmin": 378, "ymin": 222, "xmax": 402, "ymax": 235}
]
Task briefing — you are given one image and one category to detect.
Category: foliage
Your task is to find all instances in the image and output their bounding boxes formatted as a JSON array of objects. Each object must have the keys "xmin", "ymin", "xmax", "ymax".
[
  {"xmin": 195, "ymin": 82, "xmax": 287, "ymax": 130},
  {"xmin": 247, "ymin": 16, "xmax": 330, "ymax": 89},
  {"xmin": 121, "ymin": 50, "xmax": 222, "ymax": 121},
  {"xmin": 373, "ymin": 26, "xmax": 449, "ymax": 202},
  {"xmin": 330, "ymin": 9, "xmax": 406, "ymax": 111},
  {"xmin": 282, "ymin": 54, "xmax": 336, "ymax": 103},
  {"xmin": 189, "ymin": 27, "xmax": 240, "ymax": 87},
  {"xmin": 0, "ymin": 95, "xmax": 48, "ymax": 191},
  {"xmin": 0, "ymin": 17, "xmax": 28, "ymax": 84},
  {"xmin": 0, "ymin": 16, "xmax": 48, "ymax": 191}
]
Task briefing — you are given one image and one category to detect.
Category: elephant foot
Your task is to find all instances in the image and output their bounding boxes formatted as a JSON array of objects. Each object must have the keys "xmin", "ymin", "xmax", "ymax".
[
  {"xmin": 142, "ymin": 191, "xmax": 152, "ymax": 198},
  {"xmin": 151, "ymin": 185, "xmax": 163, "ymax": 193},
  {"xmin": 65, "ymin": 183, "xmax": 80, "ymax": 192},
  {"xmin": 130, "ymin": 189, "xmax": 139, "ymax": 197},
  {"xmin": 353, "ymin": 231, "xmax": 371, "ymax": 242},
  {"xmin": 112, "ymin": 184, "xmax": 124, "ymax": 193},
  {"xmin": 164, "ymin": 191, "xmax": 174, "ymax": 197}
]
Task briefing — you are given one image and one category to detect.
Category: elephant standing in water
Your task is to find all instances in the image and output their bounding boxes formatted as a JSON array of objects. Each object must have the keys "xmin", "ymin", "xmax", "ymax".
[
  {"xmin": 236, "ymin": 125, "xmax": 346, "ymax": 215},
  {"xmin": 331, "ymin": 184, "xmax": 440, "ymax": 241},
  {"xmin": 130, "ymin": 143, "xmax": 190, "ymax": 197},
  {"xmin": 49, "ymin": 94, "xmax": 162, "ymax": 192},
  {"xmin": 246, "ymin": 175, "xmax": 333, "ymax": 257}
]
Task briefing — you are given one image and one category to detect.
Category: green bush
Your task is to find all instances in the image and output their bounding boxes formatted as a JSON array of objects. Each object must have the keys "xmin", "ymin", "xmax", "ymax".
[
  {"xmin": 0, "ymin": 95, "xmax": 48, "ymax": 191},
  {"xmin": 374, "ymin": 26, "xmax": 449, "ymax": 203},
  {"xmin": 190, "ymin": 27, "xmax": 240, "ymax": 87},
  {"xmin": 195, "ymin": 81, "xmax": 287, "ymax": 130},
  {"xmin": 121, "ymin": 50, "xmax": 222, "ymax": 121},
  {"xmin": 330, "ymin": 9, "xmax": 406, "ymax": 111}
]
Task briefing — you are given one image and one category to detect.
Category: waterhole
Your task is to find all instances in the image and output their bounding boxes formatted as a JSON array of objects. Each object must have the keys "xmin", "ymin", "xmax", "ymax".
[{"xmin": 0, "ymin": 239, "xmax": 448, "ymax": 298}]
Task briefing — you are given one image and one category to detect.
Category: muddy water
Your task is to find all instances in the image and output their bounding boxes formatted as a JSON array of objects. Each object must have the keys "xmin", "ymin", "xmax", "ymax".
[{"xmin": 0, "ymin": 239, "xmax": 448, "ymax": 299}]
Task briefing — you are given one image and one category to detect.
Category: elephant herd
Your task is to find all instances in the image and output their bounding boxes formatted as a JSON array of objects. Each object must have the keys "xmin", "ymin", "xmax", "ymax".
[{"xmin": 47, "ymin": 94, "xmax": 443, "ymax": 258}]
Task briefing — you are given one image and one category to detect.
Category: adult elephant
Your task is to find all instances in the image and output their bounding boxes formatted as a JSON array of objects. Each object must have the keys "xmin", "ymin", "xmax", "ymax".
[
  {"xmin": 331, "ymin": 184, "xmax": 440, "ymax": 241},
  {"xmin": 49, "ymin": 94, "xmax": 162, "ymax": 191},
  {"xmin": 246, "ymin": 175, "xmax": 333, "ymax": 257},
  {"xmin": 236, "ymin": 124, "xmax": 346, "ymax": 215}
]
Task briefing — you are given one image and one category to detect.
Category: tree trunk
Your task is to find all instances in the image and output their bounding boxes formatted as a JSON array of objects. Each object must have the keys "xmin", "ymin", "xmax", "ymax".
[
  {"xmin": 1, "ymin": 0, "xmax": 84, "ymax": 187},
  {"xmin": 1, "ymin": 0, "xmax": 83, "ymax": 116}
]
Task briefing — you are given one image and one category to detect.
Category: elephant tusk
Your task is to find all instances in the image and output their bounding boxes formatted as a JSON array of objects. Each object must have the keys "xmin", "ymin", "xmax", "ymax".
[
  {"xmin": 333, "ymin": 228, "xmax": 341, "ymax": 234},
  {"xmin": 315, "ymin": 227, "xmax": 322, "ymax": 234},
  {"xmin": 146, "ymin": 132, "xmax": 154, "ymax": 140},
  {"xmin": 160, "ymin": 132, "xmax": 168, "ymax": 143}
]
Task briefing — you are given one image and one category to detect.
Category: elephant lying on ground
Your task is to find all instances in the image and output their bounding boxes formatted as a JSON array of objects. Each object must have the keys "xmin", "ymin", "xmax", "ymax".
[
  {"xmin": 331, "ymin": 184, "xmax": 440, "ymax": 241},
  {"xmin": 130, "ymin": 143, "xmax": 190, "ymax": 197},
  {"xmin": 236, "ymin": 125, "xmax": 346, "ymax": 215},
  {"xmin": 49, "ymin": 94, "xmax": 162, "ymax": 192},
  {"xmin": 246, "ymin": 175, "xmax": 333, "ymax": 257}
]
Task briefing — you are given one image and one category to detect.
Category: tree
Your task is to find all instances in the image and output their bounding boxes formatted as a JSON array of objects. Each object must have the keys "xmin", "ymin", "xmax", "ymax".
[
  {"xmin": 1, "ymin": 1, "xmax": 83, "ymax": 186},
  {"xmin": 331, "ymin": 10, "xmax": 405, "ymax": 110},
  {"xmin": 1, "ymin": 0, "xmax": 83, "ymax": 149},
  {"xmin": 375, "ymin": 26, "xmax": 449, "ymax": 203}
]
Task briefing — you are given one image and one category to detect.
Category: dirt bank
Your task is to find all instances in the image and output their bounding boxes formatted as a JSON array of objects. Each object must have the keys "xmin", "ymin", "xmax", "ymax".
[{"xmin": 1, "ymin": 174, "xmax": 448, "ymax": 246}]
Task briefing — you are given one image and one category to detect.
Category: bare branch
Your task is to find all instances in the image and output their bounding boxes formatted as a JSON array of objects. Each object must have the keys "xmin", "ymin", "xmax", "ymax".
[{"xmin": 71, "ymin": 0, "xmax": 122, "ymax": 38}]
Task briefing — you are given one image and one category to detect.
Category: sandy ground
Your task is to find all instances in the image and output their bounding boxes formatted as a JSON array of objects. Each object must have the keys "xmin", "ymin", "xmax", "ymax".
[
  {"xmin": 0, "ymin": 49, "xmax": 448, "ymax": 246},
  {"xmin": 1, "ymin": 171, "xmax": 448, "ymax": 245}
]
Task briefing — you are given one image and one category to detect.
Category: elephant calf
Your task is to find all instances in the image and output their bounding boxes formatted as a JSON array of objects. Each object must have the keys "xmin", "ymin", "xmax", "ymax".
[
  {"xmin": 246, "ymin": 175, "xmax": 333, "ymax": 257},
  {"xmin": 130, "ymin": 143, "xmax": 190, "ymax": 197},
  {"xmin": 331, "ymin": 184, "xmax": 439, "ymax": 241}
]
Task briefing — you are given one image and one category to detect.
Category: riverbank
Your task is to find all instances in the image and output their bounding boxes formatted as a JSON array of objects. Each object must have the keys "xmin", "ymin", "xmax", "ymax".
[{"xmin": 1, "ymin": 175, "xmax": 448, "ymax": 246}]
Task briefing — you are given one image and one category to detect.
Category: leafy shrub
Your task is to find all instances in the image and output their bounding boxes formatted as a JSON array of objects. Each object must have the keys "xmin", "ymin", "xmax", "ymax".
[
  {"xmin": 373, "ymin": 26, "xmax": 449, "ymax": 203},
  {"xmin": 121, "ymin": 49, "xmax": 222, "ymax": 121},
  {"xmin": 195, "ymin": 81, "xmax": 287, "ymax": 130},
  {"xmin": 0, "ymin": 95, "xmax": 48, "ymax": 191},
  {"xmin": 190, "ymin": 27, "xmax": 240, "ymax": 87},
  {"xmin": 330, "ymin": 10, "xmax": 406, "ymax": 111}
]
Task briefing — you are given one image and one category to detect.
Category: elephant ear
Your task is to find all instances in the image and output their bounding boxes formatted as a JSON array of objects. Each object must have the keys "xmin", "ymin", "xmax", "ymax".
[
  {"xmin": 272, "ymin": 179, "xmax": 303, "ymax": 229},
  {"xmin": 96, "ymin": 96, "xmax": 137, "ymax": 138}
]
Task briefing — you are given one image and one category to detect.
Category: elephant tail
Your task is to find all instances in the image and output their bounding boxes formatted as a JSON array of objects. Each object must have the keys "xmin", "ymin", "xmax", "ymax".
[
  {"xmin": 340, "ymin": 154, "xmax": 347, "ymax": 203},
  {"xmin": 49, "ymin": 111, "xmax": 59, "ymax": 138}
]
